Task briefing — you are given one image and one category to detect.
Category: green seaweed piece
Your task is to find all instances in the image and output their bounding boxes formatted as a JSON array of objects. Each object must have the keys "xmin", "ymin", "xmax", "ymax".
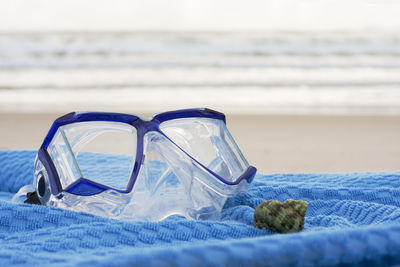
[{"xmin": 253, "ymin": 199, "xmax": 308, "ymax": 233}]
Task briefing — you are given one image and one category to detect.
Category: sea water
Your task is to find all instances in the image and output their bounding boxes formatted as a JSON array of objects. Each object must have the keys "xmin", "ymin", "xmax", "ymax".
[{"xmin": 0, "ymin": 31, "xmax": 399, "ymax": 115}]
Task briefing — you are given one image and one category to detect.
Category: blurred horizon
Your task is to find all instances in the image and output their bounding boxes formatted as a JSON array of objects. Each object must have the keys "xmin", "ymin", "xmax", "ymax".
[{"xmin": 1, "ymin": 0, "xmax": 400, "ymax": 32}]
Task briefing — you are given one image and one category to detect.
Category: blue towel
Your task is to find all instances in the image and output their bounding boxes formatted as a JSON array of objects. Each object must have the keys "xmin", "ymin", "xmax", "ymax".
[{"xmin": 0, "ymin": 150, "xmax": 399, "ymax": 266}]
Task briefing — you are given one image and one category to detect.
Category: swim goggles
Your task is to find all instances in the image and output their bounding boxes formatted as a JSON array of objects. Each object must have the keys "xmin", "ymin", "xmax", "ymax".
[{"xmin": 14, "ymin": 108, "xmax": 256, "ymax": 221}]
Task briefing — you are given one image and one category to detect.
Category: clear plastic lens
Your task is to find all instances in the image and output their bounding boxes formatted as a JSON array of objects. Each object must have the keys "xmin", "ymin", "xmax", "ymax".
[
  {"xmin": 47, "ymin": 121, "xmax": 137, "ymax": 190},
  {"xmin": 46, "ymin": 131, "xmax": 249, "ymax": 221},
  {"xmin": 159, "ymin": 118, "xmax": 249, "ymax": 183}
]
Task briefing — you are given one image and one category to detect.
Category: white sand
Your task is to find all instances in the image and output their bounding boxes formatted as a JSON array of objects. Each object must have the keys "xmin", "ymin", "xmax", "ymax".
[{"xmin": 1, "ymin": 112, "xmax": 399, "ymax": 174}]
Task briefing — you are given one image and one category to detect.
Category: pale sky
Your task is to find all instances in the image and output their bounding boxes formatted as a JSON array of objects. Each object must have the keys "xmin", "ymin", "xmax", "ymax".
[{"xmin": 0, "ymin": 0, "xmax": 399, "ymax": 32}]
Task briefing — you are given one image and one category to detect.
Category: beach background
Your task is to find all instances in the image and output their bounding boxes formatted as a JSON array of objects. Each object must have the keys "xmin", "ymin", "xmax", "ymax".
[{"xmin": 0, "ymin": 0, "xmax": 399, "ymax": 173}]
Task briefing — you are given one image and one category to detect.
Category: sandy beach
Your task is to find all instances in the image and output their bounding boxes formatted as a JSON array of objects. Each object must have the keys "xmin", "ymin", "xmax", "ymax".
[{"xmin": 1, "ymin": 112, "xmax": 399, "ymax": 174}]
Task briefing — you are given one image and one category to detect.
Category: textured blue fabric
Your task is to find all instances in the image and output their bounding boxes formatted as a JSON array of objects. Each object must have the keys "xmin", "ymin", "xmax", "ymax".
[{"xmin": 0, "ymin": 150, "xmax": 399, "ymax": 266}]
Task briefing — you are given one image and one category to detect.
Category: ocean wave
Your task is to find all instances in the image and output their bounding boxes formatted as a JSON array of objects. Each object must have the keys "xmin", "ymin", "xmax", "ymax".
[{"xmin": 1, "ymin": 32, "xmax": 399, "ymax": 114}]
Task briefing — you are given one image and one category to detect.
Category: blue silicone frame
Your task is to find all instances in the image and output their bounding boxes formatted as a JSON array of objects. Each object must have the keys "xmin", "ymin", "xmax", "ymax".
[{"xmin": 38, "ymin": 108, "xmax": 257, "ymax": 196}]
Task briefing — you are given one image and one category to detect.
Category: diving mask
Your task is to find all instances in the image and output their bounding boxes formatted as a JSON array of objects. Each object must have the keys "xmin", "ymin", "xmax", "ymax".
[{"xmin": 14, "ymin": 108, "xmax": 256, "ymax": 221}]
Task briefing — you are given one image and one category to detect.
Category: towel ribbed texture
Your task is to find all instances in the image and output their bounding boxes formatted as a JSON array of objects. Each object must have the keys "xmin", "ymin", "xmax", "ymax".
[{"xmin": 0, "ymin": 150, "xmax": 399, "ymax": 266}]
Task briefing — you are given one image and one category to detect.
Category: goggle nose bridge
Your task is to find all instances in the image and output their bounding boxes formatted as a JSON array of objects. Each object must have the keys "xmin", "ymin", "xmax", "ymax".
[{"xmin": 134, "ymin": 119, "xmax": 160, "ymax": 134}]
